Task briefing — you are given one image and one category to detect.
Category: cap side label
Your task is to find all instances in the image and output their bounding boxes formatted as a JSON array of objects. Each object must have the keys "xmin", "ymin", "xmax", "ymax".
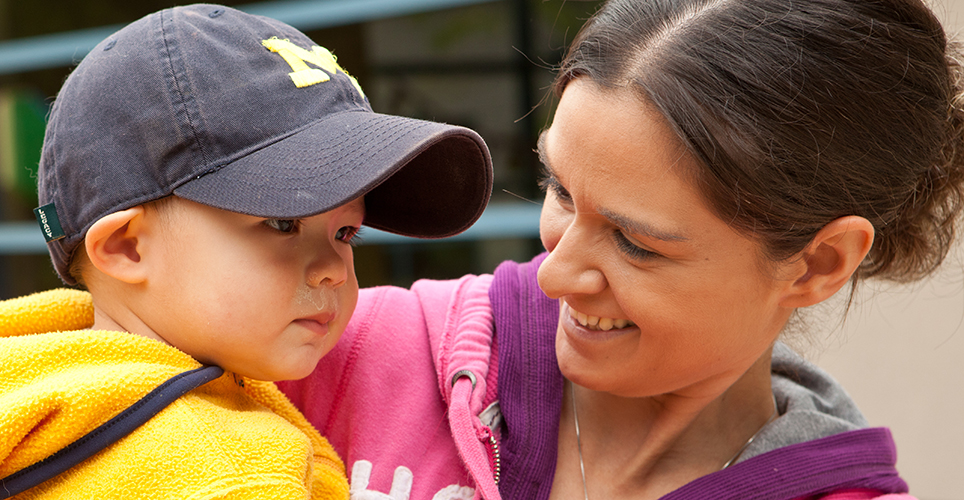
[{"xmin": 34, "ymin": 203, "xmax": 66, "ymax": 242}]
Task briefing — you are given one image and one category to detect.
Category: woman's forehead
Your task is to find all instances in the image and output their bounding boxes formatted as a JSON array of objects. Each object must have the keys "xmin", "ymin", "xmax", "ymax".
[{"xmin": 544, "ymin": 80, "xmax": 696, "ymax": 188}]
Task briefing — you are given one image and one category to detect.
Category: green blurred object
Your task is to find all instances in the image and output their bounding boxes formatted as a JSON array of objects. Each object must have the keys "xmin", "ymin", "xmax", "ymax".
[{"xmin": 0, "ymin": 88, "xmax": 46, "ymax": 206}]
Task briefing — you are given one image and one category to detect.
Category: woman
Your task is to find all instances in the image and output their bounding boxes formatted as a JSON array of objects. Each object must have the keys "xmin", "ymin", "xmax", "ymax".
[{"xmin": 278, "ymin": 0, "xmax": 964, "ymax": 498}]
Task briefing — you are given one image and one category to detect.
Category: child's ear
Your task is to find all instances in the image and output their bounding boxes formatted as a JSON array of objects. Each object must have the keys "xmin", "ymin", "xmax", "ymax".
[
  {"xmin": 779, "ymin": 216, "xmax": 875, "ymax": 308},
  {"xmin": 85, "ymin": 207, "xmax": 149, "ymax": 284}
]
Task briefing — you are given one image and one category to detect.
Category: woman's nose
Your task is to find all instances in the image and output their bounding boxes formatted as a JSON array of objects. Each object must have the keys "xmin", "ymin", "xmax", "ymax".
[{"xmin": 537, "ymin": 215, "xmax": 607, "ymax": 299}]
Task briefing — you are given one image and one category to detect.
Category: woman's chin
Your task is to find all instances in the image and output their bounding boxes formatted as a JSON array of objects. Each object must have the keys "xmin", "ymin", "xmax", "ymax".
[{"xmin": 555, "ymin": 322, "xmax": 631, "ymax": 392}]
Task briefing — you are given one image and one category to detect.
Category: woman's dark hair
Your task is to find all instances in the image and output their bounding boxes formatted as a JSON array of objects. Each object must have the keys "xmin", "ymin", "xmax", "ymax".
[{"xmin": 555, "ymin": 0, "xmax": 964, "ymax": 284}]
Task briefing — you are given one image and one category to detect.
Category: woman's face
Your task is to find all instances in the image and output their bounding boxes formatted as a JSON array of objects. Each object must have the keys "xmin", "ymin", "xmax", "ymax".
[{"xmin": 537, "ymin": 78, "xmax": 798, "ymax": 400}]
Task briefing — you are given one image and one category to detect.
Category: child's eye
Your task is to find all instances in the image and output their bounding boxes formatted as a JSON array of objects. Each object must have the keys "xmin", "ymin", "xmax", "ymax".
[
  {"xmin": 335, "ymin": 226, "xmax": 362, "ymax": 244},
  {"xmin": 264, "ymin": 219, "xmax": 300, "ymax": 233}
]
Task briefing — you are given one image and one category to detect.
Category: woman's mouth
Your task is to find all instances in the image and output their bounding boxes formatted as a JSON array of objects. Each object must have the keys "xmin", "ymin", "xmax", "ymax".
[{"xmin": 565, "ymin": 301, "xmax": 635, "ymax": 331}]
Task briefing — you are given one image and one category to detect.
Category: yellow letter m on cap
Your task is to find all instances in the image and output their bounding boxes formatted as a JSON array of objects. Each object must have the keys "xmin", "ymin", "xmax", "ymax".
[{"xmin": 261, "ymin": 37, "xmax": 364, "ymax": 96}]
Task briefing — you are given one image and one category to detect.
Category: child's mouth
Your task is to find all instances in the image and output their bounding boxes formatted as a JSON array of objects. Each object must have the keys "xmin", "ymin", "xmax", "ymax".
[{"xmin": 293, "ymin": 312, "xmax": 334, "ymax": 335}]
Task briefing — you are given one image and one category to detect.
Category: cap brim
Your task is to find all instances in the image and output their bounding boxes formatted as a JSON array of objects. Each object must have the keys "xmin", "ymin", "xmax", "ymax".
[{"xmin": 174, "ymin": 109, "xmax": 493, "ymax": 238}]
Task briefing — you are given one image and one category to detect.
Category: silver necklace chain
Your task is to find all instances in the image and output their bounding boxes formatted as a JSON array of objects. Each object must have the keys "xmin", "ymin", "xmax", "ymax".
[
  {"xmin": 571, "ymin": 382, "xmax": 590, "ymax": 500},
  {"xmin": 719, "ymin": 394, "xmax": 779, "ymax": 469},
  {"xmin": 569, "ymin": 383, "xmax": 779, "ymax": 500}
]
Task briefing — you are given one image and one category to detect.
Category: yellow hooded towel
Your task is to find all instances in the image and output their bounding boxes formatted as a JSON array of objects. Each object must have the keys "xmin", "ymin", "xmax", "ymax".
[{"xmin": 0, "ymin": 289, "xmax": 348, "ymax": 499}]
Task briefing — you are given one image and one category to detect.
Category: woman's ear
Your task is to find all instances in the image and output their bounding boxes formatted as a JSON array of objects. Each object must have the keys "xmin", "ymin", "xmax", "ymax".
[
  {"xmin": 84, "ymin": 207, "xmax": 149, "ymax": 284},
  {"xmin": 779, "ymin": 216, "xmax": 875, "ymax": 308}
]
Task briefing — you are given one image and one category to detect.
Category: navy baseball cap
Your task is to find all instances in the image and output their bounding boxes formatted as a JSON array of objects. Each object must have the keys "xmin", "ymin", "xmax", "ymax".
[{"xmin": 35, "ymin": 4, "xmax": 493, "ymax": 284}]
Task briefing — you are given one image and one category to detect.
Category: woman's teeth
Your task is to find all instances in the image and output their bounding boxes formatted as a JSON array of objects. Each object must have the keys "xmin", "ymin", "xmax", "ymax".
[{"xmin": 567, "ymin": 304, "xmax": 634, "ymax": 331}]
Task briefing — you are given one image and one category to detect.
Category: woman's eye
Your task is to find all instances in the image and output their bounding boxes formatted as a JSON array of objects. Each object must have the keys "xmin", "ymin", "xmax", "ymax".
[
  {"xmin": 336, "ymin": 226, "xmax": 362, "ymax": 244},
  {"xmin": 539, "ymin": 174, "xmax": 574, "ymax": 205},
  {"xmin": 553, "ymin": 185, "xmax": 574, "ymax": 205},
  {"xmin": 264, "ymin": 219, "xmax": 299, "ymax": 233},
  {"xmin": 613, "ymin": 230, "xmax": 658, "ymax": 261}
]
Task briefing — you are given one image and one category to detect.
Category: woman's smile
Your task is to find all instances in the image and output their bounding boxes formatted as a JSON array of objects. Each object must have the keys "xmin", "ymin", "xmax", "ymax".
[{"xmin": 564, "ymin": 300, "xmax": 636, "ymax": 331}]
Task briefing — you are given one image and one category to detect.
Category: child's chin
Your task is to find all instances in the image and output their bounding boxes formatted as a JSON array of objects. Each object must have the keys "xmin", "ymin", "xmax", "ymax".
[
  {"xmin": 278, "ymin": 369, "xmax": 312, "ymax": 381},
  {"xmin": 278, "ymin": 359, "xmax": 324, "ymax": 381},
  {"xmin": 237, "ymin": 349, "xmax": 328, "ymax": 381}
]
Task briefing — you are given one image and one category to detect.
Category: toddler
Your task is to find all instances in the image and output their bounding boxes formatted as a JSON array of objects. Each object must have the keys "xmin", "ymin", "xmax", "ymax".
[{"xmin": 0, "ymin": 4, "xmax": 492, "ymax": 498}]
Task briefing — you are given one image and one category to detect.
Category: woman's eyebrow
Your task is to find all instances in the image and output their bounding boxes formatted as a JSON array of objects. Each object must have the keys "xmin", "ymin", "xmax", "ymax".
[
  {"xmin": 536, "ymin": 133, "xmax": 567, "ymax": 195},
  {"xmin": 599, "ymin": 207, "xmax": 689, "ymax": 243},
  {"xmin": 536, "ymin": 131, "xmax": 552, "ymax": 170}
]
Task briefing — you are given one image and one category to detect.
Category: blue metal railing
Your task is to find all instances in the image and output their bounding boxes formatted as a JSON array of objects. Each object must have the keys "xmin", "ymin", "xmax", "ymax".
[{"xmin": 0, "ymin": 0, "xmax": 500, "ymax": 75}]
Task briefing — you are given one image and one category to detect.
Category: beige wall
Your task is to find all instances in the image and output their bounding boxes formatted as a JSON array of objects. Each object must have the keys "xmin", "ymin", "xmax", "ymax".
[{"xmin": 812, "ymin": 4, "xmax": 964, "ymax": 498}]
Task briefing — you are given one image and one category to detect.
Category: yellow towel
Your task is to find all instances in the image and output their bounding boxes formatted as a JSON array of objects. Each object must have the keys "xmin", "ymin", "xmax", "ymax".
[{"xmin": 1, "ymin": 289, "xmax": 349, "ymax": 499}]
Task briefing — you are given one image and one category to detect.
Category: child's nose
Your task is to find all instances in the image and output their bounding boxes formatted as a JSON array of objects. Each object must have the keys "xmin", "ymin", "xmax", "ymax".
[{"xmin": 306, "ymin": 245, "xmax": 349, "ymax": 288}]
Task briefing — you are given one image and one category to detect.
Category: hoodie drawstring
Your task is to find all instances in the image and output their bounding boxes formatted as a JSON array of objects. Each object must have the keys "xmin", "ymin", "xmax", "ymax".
[{"xmin": 449, "ymin": 374, "xmax": 501, "ymax": 500}]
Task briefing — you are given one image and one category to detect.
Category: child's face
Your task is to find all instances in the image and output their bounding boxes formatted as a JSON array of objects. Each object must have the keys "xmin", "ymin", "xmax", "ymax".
[{"xmin": 139, "ymin": 196, "xmax": 364, "ymax": 381}]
